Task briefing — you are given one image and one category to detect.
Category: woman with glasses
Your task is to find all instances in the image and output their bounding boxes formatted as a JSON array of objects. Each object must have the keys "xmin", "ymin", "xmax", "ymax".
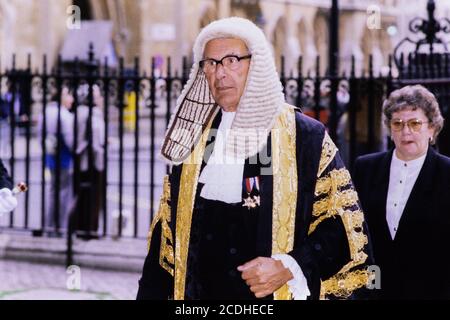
[{"xmin": 353, "ymin": 84, "xmax": 450, "ymax": 299}]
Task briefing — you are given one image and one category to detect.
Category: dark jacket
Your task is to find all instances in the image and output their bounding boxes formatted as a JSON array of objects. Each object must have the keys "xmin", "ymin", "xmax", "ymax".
[
  {"xmin": 0, "ymin": 160, "xmax": 12, "ymax": 189},
  {"xmin": 353, "ymin": 147, "xmax": 450, "ymax": 299}
]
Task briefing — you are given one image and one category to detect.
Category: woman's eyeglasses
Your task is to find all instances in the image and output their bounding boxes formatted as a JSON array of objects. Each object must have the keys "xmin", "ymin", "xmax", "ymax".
[{"xmin": 390, "ymin": 118, "xmax": 429, "ymax": 132}]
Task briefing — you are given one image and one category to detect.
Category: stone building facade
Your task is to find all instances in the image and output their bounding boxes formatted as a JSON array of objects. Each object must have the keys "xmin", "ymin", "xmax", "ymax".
[{"xmin": 1, "ymin": 0, "xmax": 450, "ymax": 75}]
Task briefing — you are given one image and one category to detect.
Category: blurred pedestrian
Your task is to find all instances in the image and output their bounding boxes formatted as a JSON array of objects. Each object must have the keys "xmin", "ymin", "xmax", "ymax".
[
  {"xmin": 75, "ymin": 84, "xmax": 105, "ymax": 239},
  {"xmin": 38, "ymin": 86, "xmax": 74, "ymax": 235}
]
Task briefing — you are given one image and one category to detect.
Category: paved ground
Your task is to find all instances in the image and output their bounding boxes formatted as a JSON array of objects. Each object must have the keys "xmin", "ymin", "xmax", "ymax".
[{"xmin": 0, "ymin": 259, "xmax": 141, "ymax": 300}]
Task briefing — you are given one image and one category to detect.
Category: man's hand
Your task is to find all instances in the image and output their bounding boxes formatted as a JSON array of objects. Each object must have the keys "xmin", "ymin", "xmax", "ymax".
[
  {"xmin": 0, "ymin": 188, "xmax": 17, "ymax": 216},
  {"xmin": 237, "ymin": 256, "xmax": 293, "ymax": 298}
]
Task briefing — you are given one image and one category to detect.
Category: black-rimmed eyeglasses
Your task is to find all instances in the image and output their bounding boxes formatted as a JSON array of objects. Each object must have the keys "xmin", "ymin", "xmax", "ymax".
[{"xmin": 199, "ymin": 54, "xmax": 252, "ymax": 73}]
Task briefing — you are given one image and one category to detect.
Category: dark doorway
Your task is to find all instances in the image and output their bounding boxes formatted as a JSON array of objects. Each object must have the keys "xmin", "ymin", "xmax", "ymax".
[{"xmin": 73, "ymin": 0, "xmax": 92, "ymax": 20}]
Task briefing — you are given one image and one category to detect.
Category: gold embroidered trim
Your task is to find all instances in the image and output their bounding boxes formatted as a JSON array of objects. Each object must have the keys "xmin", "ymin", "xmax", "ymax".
[
  {"xmin": 320, "ymin": 269, "xmax": 370, "ymax": 299},
  {"xmin": 312, "ymin": 189, "xmax": 359, "ymax": 218},
  {"xmin": 337, "ymin": 209, "xmax": 368, "ymax": 273},
  {"xmin": 160, "ymin": 223, "xmax": 175, "ymax": 276},
  {"xmin": 174, "ymin": 118, "xmax": 214, "ymax": 300},
  {"xmin": 312, "ymin": 161, "xmax": 369, "ymax": 299},
  {"xmin": 159, "ymin": 176, "xmax": 175, "ymax": 276},
  {"xmin": 311, "ymin": 209, "xmax": 368, "ymax": 276},
  {"xmin": 147, "ymin": 175, "xmax": 174, "ymax": 276},
  {"xmin": 314, "ymin": 168, "xmax": 351, "ymax": 197},
  {"xmin": 308, "ymin": 212, "xmax": 337, "ymax": 235},
  {"xmin": 317, "ymin": 132, "xmax": 337, "ymax": 178},
  {"xmin": 147, "ymin": 213, "xmax": 161, "ymax": 253},
  {"xmin": 272, "ymin": 105, "xmax": 297, "ymax": 300}
]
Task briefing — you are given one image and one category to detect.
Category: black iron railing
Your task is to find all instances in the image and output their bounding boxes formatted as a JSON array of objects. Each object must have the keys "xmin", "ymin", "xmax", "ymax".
[{"xmin": 0, "ymin": 41, "xmax": 449, "ymax": 267}]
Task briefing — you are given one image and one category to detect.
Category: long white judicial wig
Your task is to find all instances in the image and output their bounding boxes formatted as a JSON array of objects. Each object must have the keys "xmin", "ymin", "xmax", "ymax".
[{"xmin": 161, "ymin": 17, "xmax": 285, "ymax": 164}]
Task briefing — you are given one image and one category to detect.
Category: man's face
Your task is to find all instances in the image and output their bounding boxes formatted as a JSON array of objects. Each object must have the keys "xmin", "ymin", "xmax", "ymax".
[{"xmin": 203, "ymin": 38, "xmax": 250, "ymax": 112}]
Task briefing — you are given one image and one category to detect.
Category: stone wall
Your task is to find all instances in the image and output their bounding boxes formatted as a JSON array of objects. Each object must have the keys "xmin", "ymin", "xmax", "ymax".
[{"xmin": 1, "ymin": 0, "xmax": 448, "ymax": 75}]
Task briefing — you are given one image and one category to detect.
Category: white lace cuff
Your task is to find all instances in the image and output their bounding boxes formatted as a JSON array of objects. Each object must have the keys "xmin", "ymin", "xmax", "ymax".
[{"xmin": 272, "ymin": 253, "xmax": 311, "ymax": 300}]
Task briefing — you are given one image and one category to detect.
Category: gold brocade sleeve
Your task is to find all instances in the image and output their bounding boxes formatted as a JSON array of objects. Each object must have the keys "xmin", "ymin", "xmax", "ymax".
[
  {"xmin": 174, "ymin": 115, "xmax": 216, "ymax": 300},
  {"xmin": 147, "ymin": 175, "xmax": 175, "ymax": 277},
  {"xmin": 271, "ymin": 105, "xmax": 297, "ymax": 300},
  {"xmin": 311, "ymin": 132, "xmax": 371, "ymax": 299}
]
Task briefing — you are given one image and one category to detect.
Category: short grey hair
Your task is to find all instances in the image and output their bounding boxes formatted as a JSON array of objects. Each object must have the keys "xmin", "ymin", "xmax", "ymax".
[{"xmin": 383, "ymin": 85, "xmax": 444, "ymax": 144}]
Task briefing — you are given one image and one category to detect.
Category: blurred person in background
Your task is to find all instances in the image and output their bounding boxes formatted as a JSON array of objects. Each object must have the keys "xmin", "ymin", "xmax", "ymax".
[
  {"xmin": 75, "ymin": 84, "xmax": 105, "ymax": 239},
  {"xmin": 38, "ymin": 86, "xmax": 74, "ymax": 236}
]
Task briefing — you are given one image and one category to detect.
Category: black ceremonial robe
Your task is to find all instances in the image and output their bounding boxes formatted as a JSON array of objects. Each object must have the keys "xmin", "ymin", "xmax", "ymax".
[{"xmin": 138, "ymin": 104, "xmax": 372, "ymax": 300}]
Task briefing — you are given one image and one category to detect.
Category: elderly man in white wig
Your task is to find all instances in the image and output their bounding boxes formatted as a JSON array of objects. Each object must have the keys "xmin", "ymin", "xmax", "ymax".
[{"xmin": 137, "ymin": 17, "xmax": 373, "ymax": 300}]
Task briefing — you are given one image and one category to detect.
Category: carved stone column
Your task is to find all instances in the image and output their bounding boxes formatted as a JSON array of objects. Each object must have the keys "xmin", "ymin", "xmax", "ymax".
[
  {"xmin": 0, "ymin": 0, "xmax": 16, "ymax": 67},
  {"xmin": 339, "ymin": 11, "xmax": 366, "ymax": 75}
]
